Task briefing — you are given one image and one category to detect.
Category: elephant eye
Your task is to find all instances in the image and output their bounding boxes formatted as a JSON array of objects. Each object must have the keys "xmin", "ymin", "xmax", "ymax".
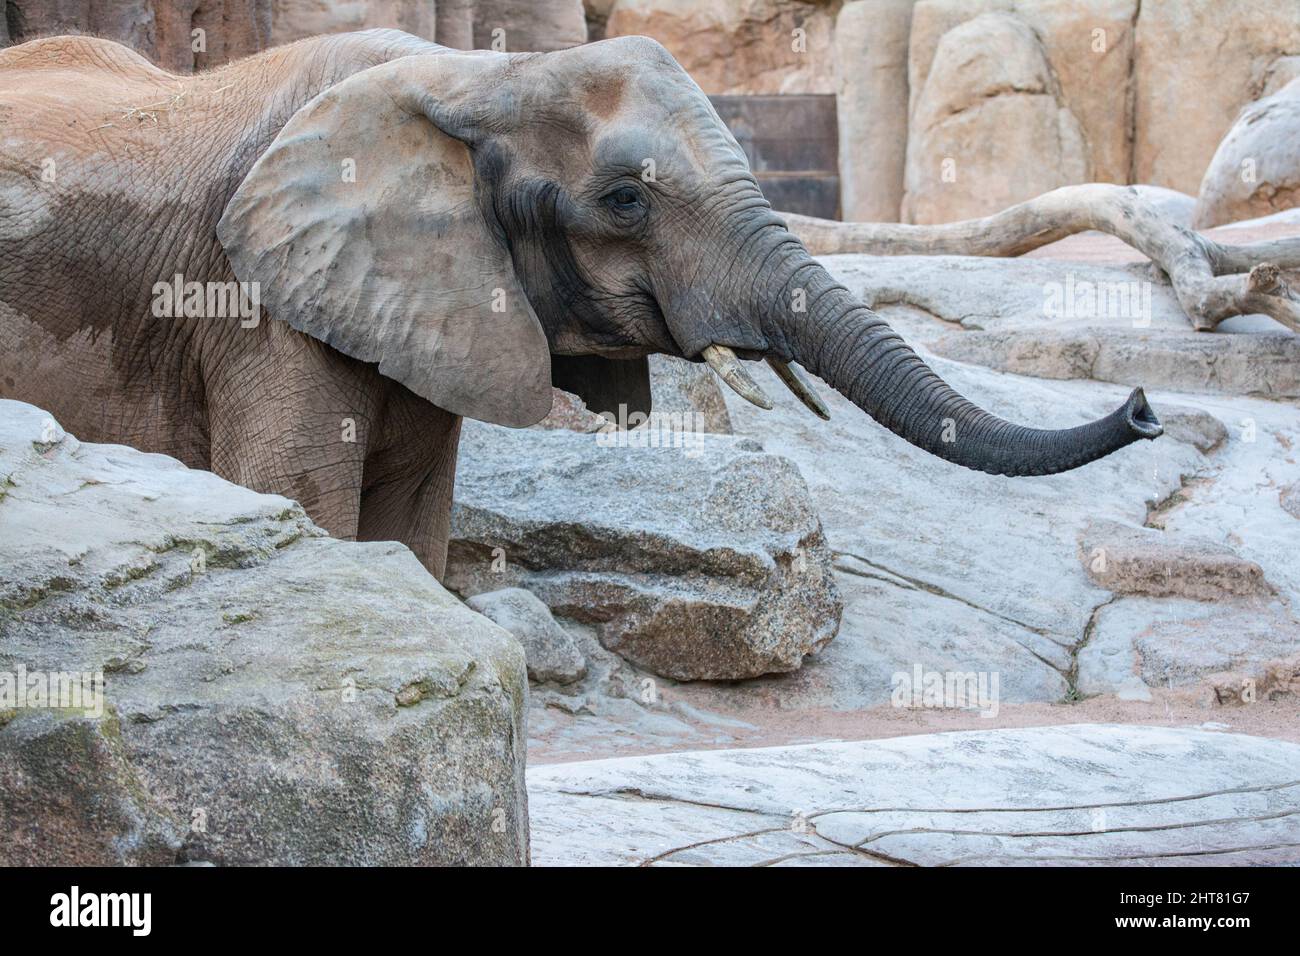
[{"xmin": 605, "ymin": 186, "xmax": 643, "ymax": 211}]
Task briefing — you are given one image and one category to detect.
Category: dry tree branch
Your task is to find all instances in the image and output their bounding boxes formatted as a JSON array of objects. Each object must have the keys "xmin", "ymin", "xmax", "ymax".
[{"xmin": 784, "ymin": 184, "xmax": 1300, "ymax": 333}]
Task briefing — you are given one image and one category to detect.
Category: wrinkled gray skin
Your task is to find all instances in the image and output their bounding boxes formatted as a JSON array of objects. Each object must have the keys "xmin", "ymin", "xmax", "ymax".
[{"xmin": 0, "ymin": 30, "xmax": 1160, "ymax": 578}]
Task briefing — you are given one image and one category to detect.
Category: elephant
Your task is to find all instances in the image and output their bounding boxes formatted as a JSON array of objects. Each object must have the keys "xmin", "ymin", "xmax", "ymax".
[{"xmin": 0, "ymin": 29, "xmax": 1163, "ymax": 579}]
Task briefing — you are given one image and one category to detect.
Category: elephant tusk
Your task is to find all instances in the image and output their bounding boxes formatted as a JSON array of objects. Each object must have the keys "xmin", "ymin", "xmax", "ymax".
[
  {"xmin": 701, "ymin": 344, "xmax": 773, "ymax": 410},
  {"xmin": 766, "ymin": 357, "xmax": 830, "ymax": 421}
]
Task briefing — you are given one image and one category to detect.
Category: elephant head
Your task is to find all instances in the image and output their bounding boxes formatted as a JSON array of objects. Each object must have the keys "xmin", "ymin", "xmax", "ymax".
[{"xmin": 218, "ymin": 34, "xmax": 1161, "ymax": 474}]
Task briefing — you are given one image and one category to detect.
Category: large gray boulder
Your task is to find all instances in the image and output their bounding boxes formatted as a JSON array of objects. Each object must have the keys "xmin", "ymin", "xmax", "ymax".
[
  {"xmin": 647, "ymin": 355, "xmax": 732, "ymax": 434},
  {"xmin": 467, "ymin": 587, "xmax": 588, "ymax": 685},
  {"xmin": 529, "ymin": 725, "xmax": 1300, "ymax": 865},
  {"xmin": 447, "ymin": 422, "xmax": 842, "ymax": 681},
  {"xmin": 0, "ymin": 400, "xmax": 528, "ymax": 866}
]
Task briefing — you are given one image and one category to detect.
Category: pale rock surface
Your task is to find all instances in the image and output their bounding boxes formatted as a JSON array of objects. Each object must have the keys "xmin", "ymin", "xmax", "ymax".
[
  {"xmin": 533, "ymin": 389, "xmax": 609, "ymax": 433},
  {"xmin": 1155, "ymin": 405, "xmax": 1229, "ymax": 453},
  {"xmin": 447, "ymin": 423, "xmax": 842, "ymax": 681},
  {"xmin": 1282, "ymin": 481, "xmax": 1300, "ymax": 520},
  {"xmin": 931, "ymin": 329, "xmax": 1300, "ymax": 402},
  {"xmin": 583, "ymin": 0, "xmax": 617, "ymax": 41},
  {"xmin": 1261, "ymin": 55, "xmax": 1300, "ymax": 98},
  {"xmin": 648, "ymin": 355, "xmax": 733, "ymax": 434},
  {"xmin": 270, "ymin": 0, "xmax": 436, "ymax": 44},
  {"xmin": 714, "ymin": 359, "xmax": 1199, "ymax": 707},
  {"xmin": 467, "ymin": 587, "xmax": 588, "ymax": 684},
  {"xmin": 6, "ymin": 0, "xmax": 271, "ymax": 71},
  {"xmin": 436, "ymin": 0, "xmax": 477, "ymax": 48},
  {"xmin": 604, "ymin": 0, "xmax": 839, "ymax": 95},
  {"xmin": 515, "ymin": 225, "xmax": 1300, "ymax": 757},
  {"xmin": 1195, "ymin": 78, "xmax": 1300, "ymax": 228},
  {"xmin": 532, "ymin": 359, "xmax": 1188, "ymax": 757},
  {"xmin": 814, "ymin": 252, "xmax": 1300, "ymax": 400},
  {"xmin": 0, "ymin": 400, "xmax": 528, "ymax": 866},
  {"xmin": 270, "ymin": 0, "xmax": 584, "ymax": 51},
  {"xmin": 521, "ymin": 332, "xmax": 1298, "ymax": 758},
  {"xmin": 471, "ymin": 0, "xmax": 587, "ymax": 51},
  {"xmin": 529, "ymin": 725, "xmax": 1300, "ymax": 865},
  {"xmin": 1208, "ymin": 656, "xmax": 1300, "ymax": 706},
  {"xmin": 718, "ymin": 322, "xmax": 1300, "ymax": 705},
  {"xmin": 903, "ymin": 12, "xmax": 1088, "ymax": 224},
  {"xmin": 1078, "ymin": 599, "xmax": 1300, "ymax": 697},
  {"xmin": 1133, "ymin": 0, "xmax": 1300, "ymax": 195}
]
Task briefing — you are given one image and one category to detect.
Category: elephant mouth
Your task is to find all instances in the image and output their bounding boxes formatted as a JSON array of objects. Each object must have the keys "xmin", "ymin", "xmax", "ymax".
[{"xmin": 701, "ymin": 343, "xmax": 830, "ymax": 420}]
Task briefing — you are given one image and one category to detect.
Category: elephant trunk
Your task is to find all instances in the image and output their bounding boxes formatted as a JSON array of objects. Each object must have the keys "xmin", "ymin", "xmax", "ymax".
[{"xmin": 762, "ymin": 257, "xmax": 1162, "ymax": 477}]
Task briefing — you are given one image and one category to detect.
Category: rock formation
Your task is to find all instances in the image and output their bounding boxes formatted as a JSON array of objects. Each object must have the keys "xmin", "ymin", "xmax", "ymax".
[
  {"xmin": 0, "ymin": 400, "xmax": 529, "ymax": 866},
  {"xmin": 1196, "ymin": 79, "xmax": 1300, "ymax": 228}
]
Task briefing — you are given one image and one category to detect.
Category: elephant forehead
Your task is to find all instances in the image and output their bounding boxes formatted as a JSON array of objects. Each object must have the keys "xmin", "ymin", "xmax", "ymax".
[
  {"xmin": 537, "ymin": 97, "xmax": 748, "ymax": 186},
  {"xmin": 530, "ymin": 38, "xmax": 709, "ymax": 123},
  {"xmin": 541, "ymin": 33, "xmax": 681, "ymax": 78}
]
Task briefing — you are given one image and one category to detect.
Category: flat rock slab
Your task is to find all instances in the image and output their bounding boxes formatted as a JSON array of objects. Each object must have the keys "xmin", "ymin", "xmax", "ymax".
[
  {"xmin": 0, "ymin": 400, "xmax": 528, "ymax": 866},
  {"xmin": 1078, "ymin": 598, "xmax": 1300, "ymax": 699},
  {"xmin": 528, "ymin": 725, "xmax": 1300, "ymax": 866},
  {"xmin": 1080, "ymin": 518, "xmax": 1270, "ymax": 600}
]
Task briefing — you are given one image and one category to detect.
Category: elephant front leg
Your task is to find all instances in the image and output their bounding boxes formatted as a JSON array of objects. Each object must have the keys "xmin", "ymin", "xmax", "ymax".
[
  {"xmin": 358, "ymin": 392, "xmax": 463, "ymax": 580},
  {"xmin": 205, "ymin": 331, "xmax": 379, "ymax": 541}
]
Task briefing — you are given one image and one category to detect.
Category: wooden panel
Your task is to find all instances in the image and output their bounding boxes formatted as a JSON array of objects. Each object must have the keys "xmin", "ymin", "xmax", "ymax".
[
  {"xmin": 748, "ymin": 175, "xmax": 842, "ymax": 221},
  {"xmin": 709, "ymin": 94, "xmax": 840, "ymax": 219}
]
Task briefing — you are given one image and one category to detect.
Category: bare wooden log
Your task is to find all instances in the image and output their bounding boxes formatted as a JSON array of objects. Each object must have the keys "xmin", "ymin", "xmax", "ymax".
[{"xmin": 784, "ymin": 184, "xmax": 1300, "ymax": 333}]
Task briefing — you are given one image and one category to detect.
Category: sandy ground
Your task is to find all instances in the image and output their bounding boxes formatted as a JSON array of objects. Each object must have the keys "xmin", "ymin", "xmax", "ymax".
[{"xmin": 530, "ymin": 689, "xmax": 1299, "ymax": 765}]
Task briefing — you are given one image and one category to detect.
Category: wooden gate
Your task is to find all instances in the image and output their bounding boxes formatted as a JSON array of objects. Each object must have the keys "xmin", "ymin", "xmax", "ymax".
[{"xmin": 708, "ymin": 94, "xmax": 840, "ymax": 220}]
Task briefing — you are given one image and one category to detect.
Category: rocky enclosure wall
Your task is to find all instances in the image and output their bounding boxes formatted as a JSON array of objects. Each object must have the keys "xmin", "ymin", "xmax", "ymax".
[
  {"xmin": 607, "ymin": 0, "xmax": 1300, "ymax": 223},
  {"xmin": 7, "ymin": 0, "xmax": 1299, "ymax": 224}
]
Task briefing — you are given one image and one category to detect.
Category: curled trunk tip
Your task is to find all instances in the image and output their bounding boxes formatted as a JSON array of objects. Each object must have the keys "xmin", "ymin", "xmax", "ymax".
[{"xmin": 1124, "ymin": 388, "xmax": 1163, "ymax": 440}]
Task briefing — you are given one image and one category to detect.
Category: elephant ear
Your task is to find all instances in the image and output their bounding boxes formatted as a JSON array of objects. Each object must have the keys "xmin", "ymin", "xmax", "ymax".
[{"xmin": 217, "ymin": 54, "xmax": 552, "ymax": 427}]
